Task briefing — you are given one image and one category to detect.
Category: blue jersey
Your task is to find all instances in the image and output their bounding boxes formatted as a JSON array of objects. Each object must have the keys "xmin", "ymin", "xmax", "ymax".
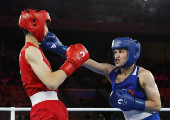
[
  {"xmin": 109, "ymin": 65, "xmax": 146, "ymax": 99},
  {"xmin": 109, "ymin": 65, "xmax": 161, "ymax": 120}
]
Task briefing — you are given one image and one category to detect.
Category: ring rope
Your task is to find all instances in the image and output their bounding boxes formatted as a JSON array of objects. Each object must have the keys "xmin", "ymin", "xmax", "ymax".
[{"xmin": 0, "ymin": 107, "xmax": 169, "ymax": 120}]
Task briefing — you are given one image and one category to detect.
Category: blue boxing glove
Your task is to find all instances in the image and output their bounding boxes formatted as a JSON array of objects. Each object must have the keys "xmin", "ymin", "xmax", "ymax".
[
  {"xmin": 109, "ymin": 89, "xmax": 145, "ymax": 111},
  {"xmin": 40, "ymin": 32, "xmax": 68, "ymax": 58}
]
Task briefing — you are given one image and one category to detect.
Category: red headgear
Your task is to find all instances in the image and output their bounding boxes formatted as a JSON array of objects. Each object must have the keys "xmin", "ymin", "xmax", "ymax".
[{"xmin": 18, "ymin": 9, "xmax": 51, "ymax": 43}]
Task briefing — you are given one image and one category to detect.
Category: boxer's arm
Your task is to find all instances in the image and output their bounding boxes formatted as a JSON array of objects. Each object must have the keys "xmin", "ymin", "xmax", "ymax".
[
  {"xmin": 83, "ymin": 59, "xmax": 115, "ymax": 79},
  {"xmin": 139, "ymin": 68, "xmax": 161, "ymax": 111},
  {"xmin": 25, "ymin": 46, "xmax": 67, "ymax": 90}
]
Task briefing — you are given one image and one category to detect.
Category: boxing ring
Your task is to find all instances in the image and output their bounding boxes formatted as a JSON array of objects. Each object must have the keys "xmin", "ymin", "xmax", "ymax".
[{"xmin": 0, "ymin": 107, "xmax": 169, "ymax": 120}]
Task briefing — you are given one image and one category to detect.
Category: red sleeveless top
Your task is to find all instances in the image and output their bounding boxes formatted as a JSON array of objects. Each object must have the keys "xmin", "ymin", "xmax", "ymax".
[{"xmin": 19, "ymin": 42, "xmax": 58, "ymax": 97}]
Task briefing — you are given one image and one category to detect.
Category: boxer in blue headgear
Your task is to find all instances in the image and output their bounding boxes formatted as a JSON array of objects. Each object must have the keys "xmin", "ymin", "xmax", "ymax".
[
  {"xmin": 111, "ymin": 37, "xmax": 141, "ymax": 68},
  {"xmin": 41, "ymin": 36, "xmax": 161, "ymax": 120}
]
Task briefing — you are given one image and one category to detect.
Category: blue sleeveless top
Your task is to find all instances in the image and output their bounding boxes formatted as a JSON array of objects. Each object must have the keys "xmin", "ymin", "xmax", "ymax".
[{"xmin": 109, "ymin": 65, "xmax": 147, "ymax": 99}]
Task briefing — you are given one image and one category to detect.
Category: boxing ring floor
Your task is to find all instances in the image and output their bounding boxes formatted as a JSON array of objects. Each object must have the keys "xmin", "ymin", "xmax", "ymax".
[{"xmin": 0, "ymin": 107, "xmax": 169, "ymax": 120}]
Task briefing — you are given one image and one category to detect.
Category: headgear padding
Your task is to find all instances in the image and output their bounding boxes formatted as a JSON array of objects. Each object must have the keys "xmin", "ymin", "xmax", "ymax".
[
  {"xmin": 18, "ymin": 9, "xmax": 51, "ymax": 43},
  {"xmin": 111, "ymin": 37, "xmax": 141, "ymax": 68}
]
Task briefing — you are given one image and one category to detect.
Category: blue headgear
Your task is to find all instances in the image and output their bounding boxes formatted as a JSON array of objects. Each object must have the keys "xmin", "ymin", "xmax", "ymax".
[{"xmin": 111, "ymin": 37, "xmax": 141, "ymax": 68}]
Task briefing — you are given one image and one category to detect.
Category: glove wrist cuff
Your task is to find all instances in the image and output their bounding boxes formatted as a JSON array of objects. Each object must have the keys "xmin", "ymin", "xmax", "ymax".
[
  {"xmin": 59, "ymin": 46, "xmax": 67, "ymax": 58},
  {"xmin": 133, "ymin": 98, "xmax": 145, "ymax": 111},
  {"xmin": 60, "ymin": 60, "xmax": 76, "ymax": 77}
]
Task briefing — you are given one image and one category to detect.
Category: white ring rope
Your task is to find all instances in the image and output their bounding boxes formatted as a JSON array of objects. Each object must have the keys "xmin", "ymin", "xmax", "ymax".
[
  {"xmin": 0, "ymin": 107, "xmax": 169, "ymax": 120},
  {"xmin": 0, "ymin": 107, "xmax": 169, "ymax": 111}
]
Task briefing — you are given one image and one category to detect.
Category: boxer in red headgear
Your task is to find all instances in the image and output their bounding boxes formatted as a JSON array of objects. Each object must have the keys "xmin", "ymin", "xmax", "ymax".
[
  {"xmin": 19, "ymin": 9, "xmax": 51, "ymax": 43},
  {"xmin": 19, "ymin": 9, "xmax": 90, "ymax": 120}
]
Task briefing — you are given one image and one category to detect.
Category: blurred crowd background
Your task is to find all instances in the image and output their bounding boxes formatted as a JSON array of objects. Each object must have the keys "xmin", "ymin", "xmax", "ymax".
[
  {"xmin": 0, "ymin": 0, "xmax": 170, "ymax": 119},
  {"xmin": 0, "ymin": 0, "xmax": 170, "ymax": 24}
]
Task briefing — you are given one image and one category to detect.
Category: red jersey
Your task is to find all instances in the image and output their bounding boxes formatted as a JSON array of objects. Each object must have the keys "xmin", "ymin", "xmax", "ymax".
[{"xmin": 19, "ymin": 42, "xmax": 58, "ymax": 97}]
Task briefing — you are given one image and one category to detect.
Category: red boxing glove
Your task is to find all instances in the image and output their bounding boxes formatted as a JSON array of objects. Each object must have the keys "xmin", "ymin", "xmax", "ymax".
[{"xmin": 60, "ymin": 44, "xmax": 90, "ymax": 77}]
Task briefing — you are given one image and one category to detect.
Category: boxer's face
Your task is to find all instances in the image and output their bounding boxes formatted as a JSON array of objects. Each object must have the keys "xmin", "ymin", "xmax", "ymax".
[
  {"xmin": 114, "ymin": 48, "xmax": 128, "ymax": 67},
  {"xmin": 44, "ymin": 22, "xmax": 49, "ymax": 38}
]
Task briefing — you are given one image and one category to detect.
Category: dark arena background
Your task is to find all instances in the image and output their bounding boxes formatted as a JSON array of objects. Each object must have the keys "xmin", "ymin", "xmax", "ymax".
[{"xmin": 0, "ymin": 0, "xmax": 170, "ymax": 119}]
